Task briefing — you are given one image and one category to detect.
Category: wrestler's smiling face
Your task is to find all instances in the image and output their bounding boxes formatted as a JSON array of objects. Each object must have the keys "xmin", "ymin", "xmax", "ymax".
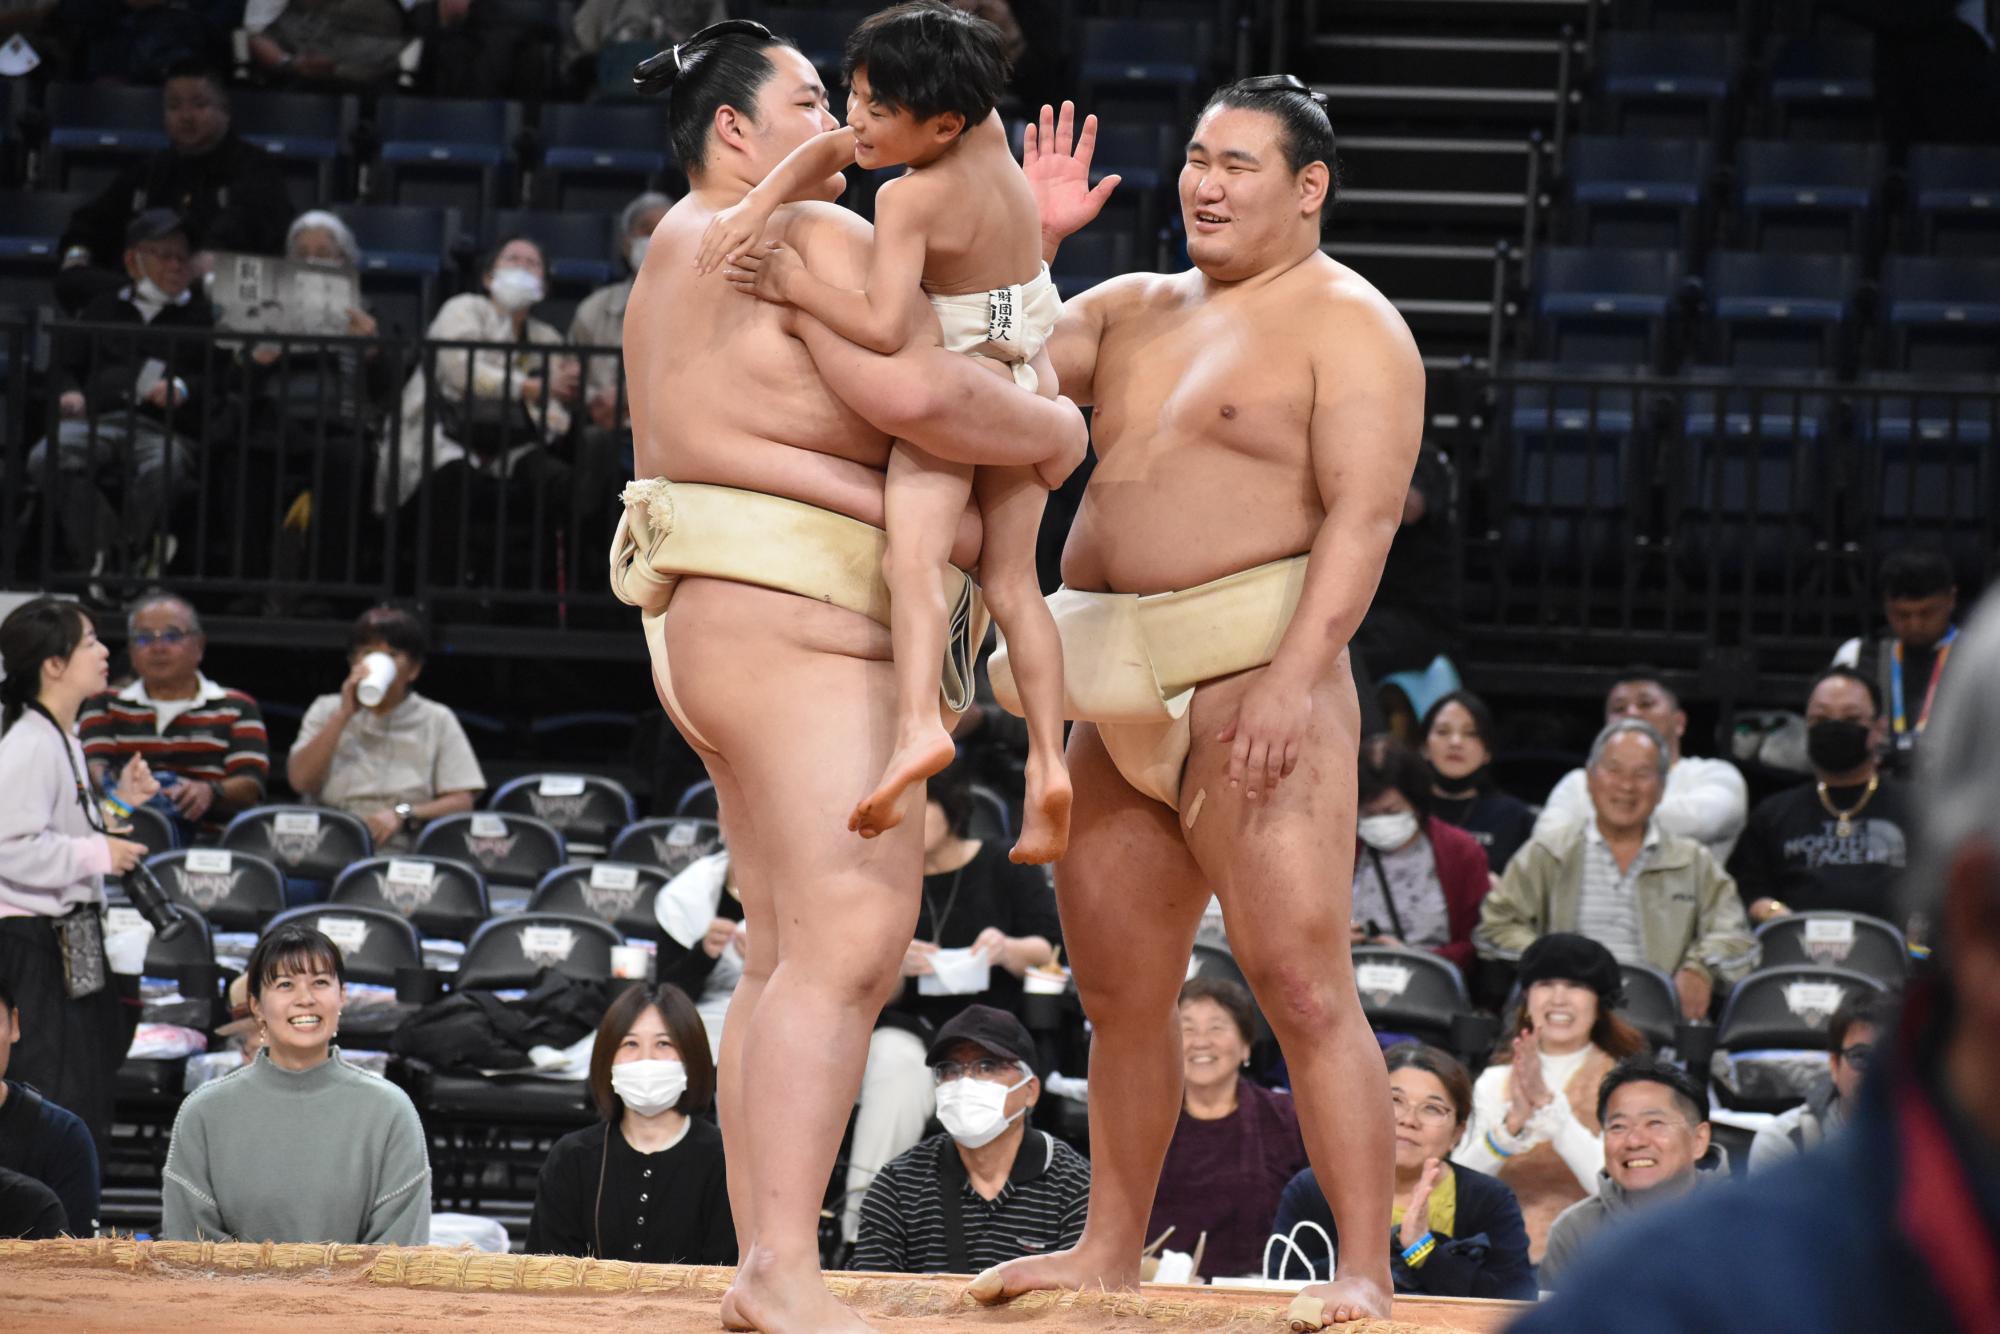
[
  {"xmin": 746, "ymin": 46, "xmax": 842, "ymax": 198},
  {"xmin": 845, "ymin": 68, "xmax": 961, "ymax": 171},
  {"xmin": 1181, "ymin": 105, "xmax": 1327, "ymax": 280}
]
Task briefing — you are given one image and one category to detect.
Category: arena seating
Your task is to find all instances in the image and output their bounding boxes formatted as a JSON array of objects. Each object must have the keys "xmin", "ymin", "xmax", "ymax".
[
  {"xmin": 529, "ymin": 861, "xmax": 671, "ymax": 943},
  {"xmin": 267, "ymin": 903, "xmax": 424, "ymax": 987},
  {"xmin": 329, "ymin": 854, "xmax": 494, "ymax": 941},
  {"xmin": 149, "ymin": 848, "xmax": 289, "ymax": 933},
  {"xmin": 415, "ymin": 812, "xmax": 568, "ymax": 892}
]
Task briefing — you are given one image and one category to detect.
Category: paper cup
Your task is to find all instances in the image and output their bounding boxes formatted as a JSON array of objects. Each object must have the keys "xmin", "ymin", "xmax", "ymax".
[
  {"xmin": 1023, "ymin": 967, "xmax": 1070, "ymax": 996},
  {"xmin": 611, "ymin": 944, "xmax": 653, "ymax": 981}
]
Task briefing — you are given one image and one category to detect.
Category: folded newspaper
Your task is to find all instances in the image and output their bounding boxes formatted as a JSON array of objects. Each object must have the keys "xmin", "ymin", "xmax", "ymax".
[{"xmin": 208, "ymin": 251, "xmax": 360, "ymax": 339}]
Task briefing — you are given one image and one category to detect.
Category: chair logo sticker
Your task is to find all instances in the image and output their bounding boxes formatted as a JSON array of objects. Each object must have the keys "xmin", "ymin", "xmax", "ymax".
[
  {"xmin": 1783, "ymin": 980, "xmax": 1846, "ymax": 1028},
  {"xmin": 465, "ymin": 815, "xmax": 520, "ymax": 869},
  {"xmin": 1355, "ymin": 962, "xmax": 1414, "ymax": 1008},
  {"xmin": 519, "ymin": 925, "xmax": 578, "ymax": 969},
  {"xmin": 265, "ymin": 812, "xmax": 330, "ymax": 866},
  {"xmin": 1799, "ymin": 917, "xmax": 1856, "ymax": 966}
]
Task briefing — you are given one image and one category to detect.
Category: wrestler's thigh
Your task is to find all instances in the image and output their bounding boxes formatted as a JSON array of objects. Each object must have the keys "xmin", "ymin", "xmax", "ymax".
[
  {"xmin": 1178, "ymin": 659, "xmax": 1364, "ymax": 975},
  {"xmin": 1057, "ymin": 722, "xmax": 1209, "ymax": 1005},
  {"xmin": 700, "ymin": 753, "xmax": 777, "ymax": 975}
]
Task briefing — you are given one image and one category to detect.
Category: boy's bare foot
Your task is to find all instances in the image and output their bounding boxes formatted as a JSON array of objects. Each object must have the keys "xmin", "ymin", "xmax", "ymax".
[
  {"xmin": 965, "ymin": 1242, "xmax": 1140, "ymax": 1306},
  {"xmin": 849, "ymin": 727, "xmax": 956, "ymax": 839},
  {"xmin": 1008, "ymin": 762, "xmax": 1072, "ymax": 864},
  {"xmin": 1285, "ymin": 1276, "xmax": 1394, "ymax": 1329}
]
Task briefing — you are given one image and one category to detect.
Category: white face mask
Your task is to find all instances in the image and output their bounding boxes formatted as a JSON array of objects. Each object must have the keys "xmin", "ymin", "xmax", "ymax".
[
  {"xmin": 626, "ymin": 235, "xmax": 650, "ymax": 272},
  {"xmin": 934, "ymin": 1071, "xmax": 1030, "ymax": 1148},
  {"xmin": 611, "ymin": 1058, "xmax": 687, "ymax": 1116},
  {"xmin": 489, "ymin": 264, "xmax": 544, "ymax": 312},
  {"xmin": 1358, "ymin": 811, "xmax": 1421, "ymax": 852},
  {"xmin": 135, "ymin": 275, "xmax": 191, "ymax": 310}
]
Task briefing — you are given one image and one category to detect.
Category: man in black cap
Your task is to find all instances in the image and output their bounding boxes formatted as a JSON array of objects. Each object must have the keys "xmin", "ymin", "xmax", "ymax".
[
  {"xmin": 31, "ymin": 208, "xmax": 213, "ymax": 579},
  {"xmin": 850, "ymin": 1005, "xmax": 1090, "ymax": 1275},
  {"xmin": 56, "ymin": 61, "xmax": 294, "ymax": 315}
]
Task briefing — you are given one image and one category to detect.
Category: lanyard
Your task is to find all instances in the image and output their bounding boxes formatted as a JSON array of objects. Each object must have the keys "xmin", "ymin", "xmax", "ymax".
[
  {"xmin": 1892, "ymin": 626, "xmax": 1957, "ymax": 736},
  {"xmin": 25, "ymin": 701, "xmax": 112, "ymax": 836}
]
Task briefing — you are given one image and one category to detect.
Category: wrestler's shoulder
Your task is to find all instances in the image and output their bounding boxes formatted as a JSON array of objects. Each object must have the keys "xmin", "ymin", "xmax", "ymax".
[
  {"xmin": 1070, "ymin": 267, "xmax": 1185, "ymax": 320},
  {"xmin": 1284, "ymin": 254, "xmax": 1420, "ymax": 359}
]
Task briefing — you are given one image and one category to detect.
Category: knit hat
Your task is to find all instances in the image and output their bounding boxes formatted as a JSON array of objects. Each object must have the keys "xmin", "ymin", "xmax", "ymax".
[{"xmin": 1516, "ymin": 933, "xmax": 1624, "ymax": 1006}]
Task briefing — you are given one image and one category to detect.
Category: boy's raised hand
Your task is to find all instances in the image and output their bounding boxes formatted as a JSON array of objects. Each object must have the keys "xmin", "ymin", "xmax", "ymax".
[
  {"xmin": 696, "ymin": 193, "xmax": 778, "ymax": 276},
  {"xmin": 1022, "ymin": 101, "xmax": 1121, "ymax": 249}
]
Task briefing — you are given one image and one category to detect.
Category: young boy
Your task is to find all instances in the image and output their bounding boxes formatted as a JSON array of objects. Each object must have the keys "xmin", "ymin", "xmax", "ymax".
[{"xmin": 696, "ymin": 1, "xmax": 1073, "ymax": 863}]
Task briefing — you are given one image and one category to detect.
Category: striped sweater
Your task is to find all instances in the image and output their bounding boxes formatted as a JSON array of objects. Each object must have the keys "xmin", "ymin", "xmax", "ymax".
[
  {"xmin": 78, "ymin": 677, "xmax": 268, "ymax": 829},
  {"xmin": 852, "ymin": 1130, "xmax": 1089, "ymax": 1274}
]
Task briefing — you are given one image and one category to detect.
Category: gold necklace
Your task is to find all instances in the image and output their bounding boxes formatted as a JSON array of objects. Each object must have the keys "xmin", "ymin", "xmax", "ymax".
[{"xmin": 1816, "ymin": 774, "xmax": 1880, "ymax": 839}]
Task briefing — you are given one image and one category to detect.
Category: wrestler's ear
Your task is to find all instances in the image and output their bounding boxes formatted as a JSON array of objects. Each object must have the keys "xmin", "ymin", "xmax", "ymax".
[
  {"xmin": 713, "ymin": 103, "xmax": 753, "ymax": 155},
  {"xmin": 1296, "ymin": 161, "xmax": 1330, "ymax": 221}
]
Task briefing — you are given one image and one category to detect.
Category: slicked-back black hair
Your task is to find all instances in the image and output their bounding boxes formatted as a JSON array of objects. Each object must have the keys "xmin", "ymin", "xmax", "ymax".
[
  {"xmin": 666, "ymin": 29, "xmax": 797, "ymax": 173},
  {"xmin": 844, "ymin": 1, "xmax": 1010, "ymax": 129}
]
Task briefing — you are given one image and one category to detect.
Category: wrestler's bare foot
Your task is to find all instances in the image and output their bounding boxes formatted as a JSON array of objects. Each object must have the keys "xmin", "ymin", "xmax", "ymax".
[
  {"xmin": 965, "ymin": 1243, "xmax": 1140, "ymax": 1306},
  {"xmin": 1285, "ymin": 1277, "xmax": 1394, "ymax": 1329},
  {"xmin": 848, "ymin": 725, "xmax": 956, "ymax": 839},
  {"xmin": 722, "ymin": 1250, "xmax": 873, "ymax": 1333},
  {"xmin": 1008, "ymin": 760, "xmax": 1072, "ymax": 864}
]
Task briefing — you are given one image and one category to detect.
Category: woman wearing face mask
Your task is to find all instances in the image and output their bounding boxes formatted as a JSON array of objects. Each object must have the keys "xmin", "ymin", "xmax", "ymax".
[
  {"xmin": 1451, "ymin": 933, "xmax": 1647, "ymax": 1261},
  {"xmin": 1351, "ymin": 735, "xmax": 1492, "ymax": 972},
  {"xmin": 527, "ymin": 983, "xmax": 733, "ymax": 1263},
  {"xmin": 1274, "ymin": 1044, "xmax": 1535, "ymax": 1298},
  {"xmin": 161, "ymin": 924, "xmax": 432, "ymax": 1244},
  {"xmin": 379, "ymin": 236, "xmax": 581, "ymax": 525},
  {"xmin": 0, "ymin": 598, "xmax": 157, "ymax": 1168},
  {"xmin": 1421, "ymin": 691, "xmax": 1536, "ymax": 877}
]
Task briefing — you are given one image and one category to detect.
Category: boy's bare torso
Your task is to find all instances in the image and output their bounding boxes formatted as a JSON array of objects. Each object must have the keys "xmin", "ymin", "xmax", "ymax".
[{"xmin": 896, "ymin": 113, "xmax": 1043, "ymax": 297}]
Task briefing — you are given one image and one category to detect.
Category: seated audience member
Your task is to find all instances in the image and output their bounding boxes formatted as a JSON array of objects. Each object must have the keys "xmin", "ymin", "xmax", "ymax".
[
  {"xmin": 1533, "ymin": 671, "xmax": 1747, "ymax": 863},
  {"xmin": 1730, "ymin": 668, "xmax": 1915, "ymax": 929},
  {"xmin": 1422, "ymin": 690, "xmax": 1535, "ymax": 877},
  {"xmin": 1352, "ymin": 735, "xmax": 1490, "ymax": 971},
  {"xmin": 1833, "ymin": 546, "xmax": 1958, "ymax": 775},
  {"xmin": 33, "ymin": 210, "xmax": 211, "ymax": 579},
  {"xmin": 852, "ymin": 1006, "xmax": 1089, "ymax": 1274},
  {"xmin": 1749, "ymin": 992, "xmax": 1889, "ymax": 1173},
  {"xmin": 1540, "ymin": 1056, "xmax": 1726, "ymax": 1289},
  {"xmin": 1148, "ymin": 977, "xmax": 1308, "ymax": 1280},
  {"xmin": 78, "ymin": 589, "xmax": 268, "ymax": 842},
  {"xmin": 161, "ymin": 924, "xmax": 431, "ymax": 1243},
  {"xmin": 1476, "ymin": 720, "xmax": 1758, "ymax": 1019},
  {"xmin": 56, "ymin": 64, "xmax": 294, "ymax": 315},
  {"xmin": 0, "ymin": 976, "xmax": 101, "ymax": 1238},
  {"xmin": 653, "ymin": 849, "xmax": 746, "ymax": 1059},
  {"xmin": 1275, "ymin": 1044, "xmax": 1535, "ymax": 1299},
  {"xmin": 1511, "ymin": 588, "xmax": 2000, "ymax": 1331},
  {"xmin": 0, "ymin": 1165, "xmax": 67, "ymax": 1239},
  {"xmin": 1351, "ymin": 441, "xmax": 1459, "ymax": 681},
  {"xmin": 286, "ymin": 606, "xmax": 484, "ymax": 850},
  {"xmin": 843, "ymin": 765, "xmax": 1061, "ymax": 1245},
  {"xmin": 568, "ymin": 0, "xmax": 722, "ymax": 76},
  {"xmin": 1454, "ymin": 934, "xmax": 1644, "ymax": 1259},
  {"xmin": 245, "ymin": 0, "xmax": 411, "ymax": 91},
  {"xmin": 527, "ymin": 983, "xmax": 733, "ymax": 1262}
]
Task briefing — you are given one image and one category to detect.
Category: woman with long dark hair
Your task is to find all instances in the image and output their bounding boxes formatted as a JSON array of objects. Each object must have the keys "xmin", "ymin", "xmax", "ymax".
[
  {"xmin": 1421, "ymin": 690, "xmax": 1535, "ymax": 875},
  {"xmin": 0, "ymin": 597, "xmax": 158, "ymax": 1165}
]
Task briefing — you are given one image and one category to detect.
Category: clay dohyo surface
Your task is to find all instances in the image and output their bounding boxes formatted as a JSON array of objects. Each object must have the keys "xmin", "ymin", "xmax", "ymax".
[{"xmin": 0, "ymin": 1241, "xmax": 1522, "ymax": 1333}]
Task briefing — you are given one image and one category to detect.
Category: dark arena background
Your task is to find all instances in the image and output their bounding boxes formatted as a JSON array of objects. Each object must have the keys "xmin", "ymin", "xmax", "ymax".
[{"xmin": 0, "ymin": 0, "xmax": 1994, "ymax": 1328}]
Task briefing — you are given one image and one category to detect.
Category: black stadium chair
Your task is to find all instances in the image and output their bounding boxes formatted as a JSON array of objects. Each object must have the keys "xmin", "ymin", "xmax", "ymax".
[
  {"xmin": 484, "ymin": 209, "xmax": 618, "ymax": 295},
  {"xmin": 1716, "ymin": 965, "xmax": 1889, "ymax": 1110},
  {"xmin": 1878, "ymin": 256, "xmax": 2000, "ymax": 376},
  {"xmin": 455, "ymin": 912, "xmax": 621, "ymax": 990},
  {"xmin": 529, "ymin": 862, "xmax": 670, "ymax": 941},
  {"xmin": 222, "ymin": 805, "xmax": 374, "ymax": 886},
  {"xmin": 1753, "ymin": 912, "xmax": 1907, "ymax": 986},
  {"xmin": 1904, "ymin": 144, "xmax": 2000, "ymax": 257},
  {"xmin": 123, "ymin": 804, "xmax": 179, "ymax": 857},
  {"xmin": 148, "ymin": 848, "xmax": 287, "ymax": 933},
  {"xmin": 1350, "ymin": 945, "xmax": 1472, "ymax": 1047},
  {"xmin": 672, "ymin": 781, "xmax": 719, "ymax": 820},
  {"xmin": 45, "ymin": 83, "xmax": 166, "ymax": 191},
  {"xmin": 536, "ymin": 102, "xmax": 671, "ymax": 211},
  {"xmin": 1595, "ymin": 32, "xmax": 1741, "ymax": 138},
  {"xmin": 415, "ymin": 812, "xmax": 567, "ymax": 890},
  {"xmin": 1734, "ymin": 140, "xmax": 1884, "ymax": 255},
  {"xmin": 374, "ymin": 95, "xmax": 516, "ymax": 222},
  {"xmin": 1615, "ymin": 962, "xmax": 1682, "ymax": 1050},
  {"xmin": 229, "ymin": 88, "xmax": 349, "ymax": 200},
  {"xmin": 609, "ymin": 817, "xmax": 724, "ymax": 878},
  {"xmin": 1564, "ymin": 135, "xmax": 1712, "ymax": 252},
  {"xmin": 0, "ymin": 190, "xmax": 91, "ymax": 269},
  {"xmin": 266, "ymin": 904, "xmax": 423, "ymax": 987},
  {"xmin": 330, "ymin": 855, "xmax": 493, "ymax": 942},
  {"xmin": 489, "ymin": 773, "xmax": 638, "ymax": 855}
]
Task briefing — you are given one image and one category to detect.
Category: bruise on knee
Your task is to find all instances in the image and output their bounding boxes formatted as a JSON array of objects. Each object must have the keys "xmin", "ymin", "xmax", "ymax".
[{"xmin": 1240, "ymin": 958, "xmax": 1347, "ymax": 1034}]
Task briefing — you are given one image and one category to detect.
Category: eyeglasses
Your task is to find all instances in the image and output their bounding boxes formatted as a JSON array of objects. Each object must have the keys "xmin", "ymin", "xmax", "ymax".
[
  {"xmin": 1838, "ymin": 1043, "xmax": 1873, "ymax": 1071},
  {"xmin": 932, "ymin": 1058, "xmax": 1019, "ymax": 1084},
  {"xmin": 1234, "ymin": 73, "xmax": 1332, "ymax": 109},
  {"xmin": 1389, "ymin": 1092, "xmax": 1457, "ymax": 1125},
  {"xmin": 132, "ymin": 627, "xmax": 193, "ymax": 648},
  {"xmin": 633, "ymin": 18, "xmax": 774, "ymax": 91}
]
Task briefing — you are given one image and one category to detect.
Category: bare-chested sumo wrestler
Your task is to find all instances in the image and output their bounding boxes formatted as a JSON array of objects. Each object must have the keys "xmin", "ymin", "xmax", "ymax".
[
  {"xmin": 615, "ymin": 22, "xmax": 1086, "ymax": 1333},
  {"xmin": 976, "ymin": 87, "xmax": 1424, "ymax": 1327}
]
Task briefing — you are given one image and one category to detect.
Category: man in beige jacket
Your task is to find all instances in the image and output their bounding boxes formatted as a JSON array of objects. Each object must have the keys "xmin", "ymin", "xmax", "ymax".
[{"xmin": 1475, "ymin": 718, "xmax": 1757, "ymax": 1020}]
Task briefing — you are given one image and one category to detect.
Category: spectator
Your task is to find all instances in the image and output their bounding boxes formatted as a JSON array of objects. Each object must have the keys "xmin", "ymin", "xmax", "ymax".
[
  {"xmin": 1512, "ymin": 585, "xmax": 2000, "ymax": 1331},
  {"xmin": 843, "ymin": 763, "xmax": 1061, "ymax": 1244},
  {"xmin": 1148, "ymin": 977, "xmax": 1308, "ymax": 1280},
  {"xmin": 56, "ymin": 63, "xmax": 294, "ymax": 315},
  {"xmin": 569, "ymin": 0, "xmax": 722, "ymax": 67},
  {"xmin": 34, "ymin": 209, "xmax": 211, "ymax": 581},
  {"xmin": 1748, "ymin": 991, "xmax": 1890, "ymax": 1173},
  {"xmin": 161, "ymin": 924, "xmax": 431, "ymax": 1243},
  {"xmin": 1421, "ymin": 690, "xmax": 1535, "ymax": 877},
  {"xmin": 1730, "ymin": 667, "xmax": 1915, "ymax": 929},
  {"xmin": 380, "ymin": 237, "xmax": 579, "ymax": 586},
  {"xmin": 1352, "ymin": 441, "xmax": 1459, "ymax": 681},
  {"xmin": 77, "ymin": 589, "xmax": 269, "ymax": 842},
  {"xmin": 424, "ymin": 0, "xmax": 553, "ymax": 100},
  {"xmin": 0, "ymin": 974, "xmax": 102, "ymax": 1238},
  {"xmin": 0, "ymin": 597, "xmax": 155, "ymax": 1164},
  {"xmin": 652, "ymin": 848, "xmax": 745, "ymax": 1059},
  {"xmin": 1835, "ymin": 548, "xmax": 1959, "ymax": 776},
  {"xmin": 1532, "ymin": 670, "xmax": 1748, "ymax": 864},
  {"xmin": 245, "ymin": 0, "xmax": 411, "ymax": 91},
  {"xmin": 285, "ymin": 605, "xmax": 484, "ymax": 850},
  {"xmin": 1350, "ymin": 735, "xmax": 1490, "ymax": 971},
  {"xmin": 1475, "ymin": 720, "xmax": 1758, "ymax": 1019},
  {"xmin": 852, "ymin": 1005, "xmax": 1089, "ymax": 1274},
  {"xmin": 1453, "ymin": 933, "xmax": 1645, "ymax": 1260},
  {"xmin": 1539, "ymin": 1056, "xmax": 1727, "ymax": 1289},
  {"xmin": 527, "ymin": 983, "xmax": 733, "ymax": 1262},
  {"xmin": 0, "ymin": 1164, "xmax": 68, "ymax": 1239},
  {"xmin": 1275, "ymin": 1044, "xmax": 1535, "ymax": 1299}
]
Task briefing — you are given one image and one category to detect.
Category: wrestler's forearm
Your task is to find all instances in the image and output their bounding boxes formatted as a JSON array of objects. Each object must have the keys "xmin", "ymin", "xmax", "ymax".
[
  {"xmin": 784, "ymin": 267, "xmax": 912, "ymax": 357},
  {"xmin": 1266, "ymin": 508, "xmax": 1402, "ymax": 685}
]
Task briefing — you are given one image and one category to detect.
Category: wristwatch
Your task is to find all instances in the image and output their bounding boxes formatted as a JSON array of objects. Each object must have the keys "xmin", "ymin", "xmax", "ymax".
[{"xmin": 394, "ymin": 802, "xmax": 418, "ymax": 834}]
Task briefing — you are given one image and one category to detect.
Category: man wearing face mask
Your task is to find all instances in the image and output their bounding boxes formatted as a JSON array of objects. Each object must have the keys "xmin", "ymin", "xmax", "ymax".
[
  {"xmin": 851, "ymin": 1005, "xmax": 1090, "ymax": 1274},
  {"xmin": 1729, "ymin": 666, "xmax": 1915, "ymax": 930},
  {"xmin": 32, "ymin": 208, "xmax": 211, "ymax": 580}
]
